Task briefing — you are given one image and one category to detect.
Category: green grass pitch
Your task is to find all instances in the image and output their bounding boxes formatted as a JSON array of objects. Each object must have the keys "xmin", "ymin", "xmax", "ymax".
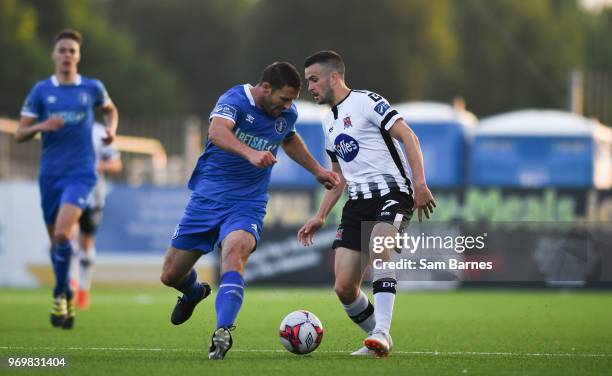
[{"xmin": 1, "ymin": 288, "xmax": 611, "ymax": 375}]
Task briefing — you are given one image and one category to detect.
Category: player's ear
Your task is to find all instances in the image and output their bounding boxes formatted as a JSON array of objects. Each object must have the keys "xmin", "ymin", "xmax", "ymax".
[
  {"xmin": 329, "ymin": 71, "xmax": 339, "ymax": 87},
  {"xmin": 261, "ymin": 82, "xmax": 272, "ymax": 95}
]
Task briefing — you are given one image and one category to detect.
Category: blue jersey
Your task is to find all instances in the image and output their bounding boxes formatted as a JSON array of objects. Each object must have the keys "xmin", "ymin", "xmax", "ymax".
[
  {"xmin": 188, "ymin": 84, "xmax": 298, "ymax": 203},
  {"xmin": 21, "ymin": 75, "xmax": 110, "ymax": 178}
]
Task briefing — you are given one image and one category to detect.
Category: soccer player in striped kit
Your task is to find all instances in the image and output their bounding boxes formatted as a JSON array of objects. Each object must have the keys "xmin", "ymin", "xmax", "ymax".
[{"xmin": 298, "ymin": 50, "xmax": 435, "ymax": 357}]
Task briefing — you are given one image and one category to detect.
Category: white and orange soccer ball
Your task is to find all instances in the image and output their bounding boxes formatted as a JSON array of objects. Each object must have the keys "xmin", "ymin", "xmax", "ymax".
[{"xmin": 279, "ymin": 310, "xmax": 324, "ymax": 355}]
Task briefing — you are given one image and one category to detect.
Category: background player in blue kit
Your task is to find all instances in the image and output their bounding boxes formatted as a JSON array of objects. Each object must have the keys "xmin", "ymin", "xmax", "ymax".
[
  {"xmin": 160, "ymin": 61, "xmax": 340, "ymax": 360},
  {"xmin": 15, "ymin": 29, "xmax": 119, "ymax": 329}
]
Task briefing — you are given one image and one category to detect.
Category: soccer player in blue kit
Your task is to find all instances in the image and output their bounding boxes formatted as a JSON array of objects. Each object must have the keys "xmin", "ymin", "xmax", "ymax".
[
  {"xmin": 160, "ymin": 61, "xmax": 340, "ymax": 360},
  {"xmin": 16, "ymin": 29, "xmax": 119, "ymax": 329}
]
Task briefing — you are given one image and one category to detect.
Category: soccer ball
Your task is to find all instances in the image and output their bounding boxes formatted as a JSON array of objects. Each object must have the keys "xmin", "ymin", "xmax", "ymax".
[{"xmin": 279, "ymin": 310, "xmax": 324, "ymax": 355}]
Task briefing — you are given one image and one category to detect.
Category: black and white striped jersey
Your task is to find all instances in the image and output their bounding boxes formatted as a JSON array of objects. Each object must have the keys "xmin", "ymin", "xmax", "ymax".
[{"xmin": 323, "ymin": 90, "xmax": 413, "ymax": 200}]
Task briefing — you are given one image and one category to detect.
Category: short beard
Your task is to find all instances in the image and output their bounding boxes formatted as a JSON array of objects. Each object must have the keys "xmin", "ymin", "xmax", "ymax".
[{"xmin": 318, "ymin": 88, "xmax": 334, "ymax": 106}]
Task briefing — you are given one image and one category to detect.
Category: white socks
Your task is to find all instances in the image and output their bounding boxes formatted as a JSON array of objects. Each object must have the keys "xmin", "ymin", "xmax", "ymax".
[
  {"xmin": 342, "ymin": 290, "xmax": 376, "ymax": 334},
  {"xmin": 372, "ymin": 286, "xmax": 395, "ymax": 333},
  {"xmin": 79, "ymin": 247, "xmax": 96, "ymax": 291}
]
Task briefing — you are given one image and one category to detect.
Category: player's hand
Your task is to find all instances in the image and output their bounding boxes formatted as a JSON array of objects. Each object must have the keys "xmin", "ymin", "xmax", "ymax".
[
  {"xmin": 315, "ymin": 169, "xmax": 341, "ymax": 190},
  {"xmin": 247, "ymin": 150, "xmax": 277, "ymax": 168},
  {"xmin": 102, "ymin": 127, "xmax": 116, "ymax": 145},
  {"xmin": 412, "ymin": 183, "xmax": 436, "ymax": 222},
  {"xmin": 38, "ymin": 117, "xmax": 64, "ymax": 132},
  {"xmin": 298, "ymin": 217, "xmax": 325, "ymax": 246}
]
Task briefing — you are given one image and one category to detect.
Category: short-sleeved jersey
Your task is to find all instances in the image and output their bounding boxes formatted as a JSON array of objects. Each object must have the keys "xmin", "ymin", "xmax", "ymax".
[
  {"xmin": 21, "ymin": 75, "xmax": 111, "ymax": 178},
  {"xmin": 188, "ymin": 84, "xmax": 297, "ymax": 204},
  {"xmin": 322, "ymin": 90, "xmax": 412, "ymax": 200},
  {"xmin": 87, "ymin": 123, "xmax": 121, "ymax": 208}
]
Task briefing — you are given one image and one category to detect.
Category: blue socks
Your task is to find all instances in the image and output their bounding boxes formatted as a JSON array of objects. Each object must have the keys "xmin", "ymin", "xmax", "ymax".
[
  {"xmin": 215, "ymin": 271, "xmax": 244, "ymax": 329},
  {"xmin": 177, "ymin": 269, "xmax": 204, "ymax": 302},
  {"xmin": 52, "ymin": 242, "xmax": 73, "ymax": 299}
]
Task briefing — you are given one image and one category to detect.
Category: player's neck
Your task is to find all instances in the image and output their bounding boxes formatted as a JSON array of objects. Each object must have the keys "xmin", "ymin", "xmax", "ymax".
[
  {"xmin": 331, "ymin": 87, "xmax": 351, "ymax": 107},
  {"xmin": 55, "ymin": 70, "xmax": 79, "ymax": 85},
  {"xmin": 250, "ymin": 85, "xmax": 265, "ymax": 108}
]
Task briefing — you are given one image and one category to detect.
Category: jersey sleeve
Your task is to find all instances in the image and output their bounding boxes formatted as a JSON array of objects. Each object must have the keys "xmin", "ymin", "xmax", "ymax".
[
  {"xmin": 362, "ymin": 92, "xmax": 402, "ymax": 131},
  {"xmin": 92, "ymin": 79, "xmax": 112, "ymax": 108},
  {"xmin": 322, "ymin": 122, "xmax": 338, "ymax": 162},
  {"xmin": 284, "ymin": 122, "xmax": 297, "ymax": 140},
  {"xmin": 20, "ymin": 84, "xmax": 43, "ymax": 119},
  {"xmin": 209, "ymin": 92, "xmax": 242, "ymax": 124},
  {"xmin": 283, "ymin": 106, "xmax": 298, "ymax": 139}
]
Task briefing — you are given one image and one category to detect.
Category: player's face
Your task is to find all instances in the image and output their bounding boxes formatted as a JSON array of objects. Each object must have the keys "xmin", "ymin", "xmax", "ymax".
[
  {"xmin": 52, "ymin": 39, "xmax": 80, "ymax": 74},
  {"xmin": 305, "ymin": 64, "xmax": 333, "ymax": 105},
  {"xmin": 262, "ymin": 84, "xmax": 299, "ymax": 117}
]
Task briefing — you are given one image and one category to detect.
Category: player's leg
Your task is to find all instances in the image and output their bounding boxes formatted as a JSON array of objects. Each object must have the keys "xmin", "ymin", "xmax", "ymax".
[
  {"xmin": 364, "ymin": 192, "xmax": 413, "ymax": 356},
  {"xmin": 52, "ymin": 204, "xmax": 81, "ymax": 299},
  {"xmin": 208, "ymin": 229, "xmax": 256, "ymax": 360},
  {"xmin": 215, "ymin": 229, "xmax": 255, "ymax": 328},
  {"xmin": 208, "ymin": 203, "xmax": 263, "ymax": 360},
  {"xmin": 363, "ymin": 221, "xmax": 398, "ymax": 357},
  {"xmin": 54, "ymin": 180, "xmax": 97, "ymax": 328},
  {"xmin": 161, "ymin": 245, "xmax": 211, "ymax": 325},
  {"xmin": 46, "ymin": 223, "xmax": 69, "ymax": 328},
  {"xmin": 76, "ymin": 208, "xmax": 102, "ymax": 309},
  {"xmin": 334, "ymin": 246, "xmax": 380, "ymax": 356},
  {"xmin": 331, "ymin": 200, "xmax": 378, "ymax": 339},
  {"xmin": 334, "ymin": 247, "xmax": 376, "ymax": 333},
  {"xmin": 162, "ymin": 195, "xmax": 223, "ymax": 325},
  {"xmin": 68, "ymin": 227, "xmax": 80, "ymax": 303},
  {"xmin": 51, "ymin": 203, "xmax": 82, "ymax": 329},
  {"xmin": 40, "ymin": 177, "xmax": 68, "ymax": 327}
]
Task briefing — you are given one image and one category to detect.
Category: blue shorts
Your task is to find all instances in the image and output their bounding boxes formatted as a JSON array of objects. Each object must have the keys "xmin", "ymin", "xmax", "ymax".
[
  {"xmin": 171, "ymin": 194, "xmax": 266, "ymax": 254},
  {"xmin": 39, "ymin": 175, "xmax": 96, "ymax": 225}
]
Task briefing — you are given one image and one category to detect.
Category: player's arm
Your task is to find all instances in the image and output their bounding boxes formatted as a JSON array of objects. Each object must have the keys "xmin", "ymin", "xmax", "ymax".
[
  {"xmin": 281, "ymin": 135, "xmax": 340, "ymax": 190},
  {"xmin": 97, "ymin": 158, "xmax": 122, "ymax": 174},
  {"xmin": 100, "ymin": 101, "xmax": 119, "ymax": 145},
  {"xmin": 15, "ymin": 116, "xmax": 64, "ymax": 143},
  {"xmin": 208, "ymin": 116, "xmax": 276, "ymax": 168},
  {"xmin": 389, "ymin": 119, "xmax": 436, "ymax": 222},
  {"xmin": 298, "ymin": 162, "xmax": 346, "ymax": 246}
]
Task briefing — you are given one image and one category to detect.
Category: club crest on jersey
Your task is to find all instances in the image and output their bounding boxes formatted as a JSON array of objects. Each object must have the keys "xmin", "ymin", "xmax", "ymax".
[
  {"xmin": 79, "ymin": 92, "xmax": 90, "ymax": 105},
  {"xmin": 334, "ymin": 133, "xmax": 359, "ymax": 162},
  {"xmin": 275, "ymin": 117, "xmax": 288, "ymax": 133},
  {"xmin": 343, "ymin": 116, "xmax": 352, "ymax": 129},
  {"xmin": 374, "ymin": 101, "xmax": 390, "ymax": 116},
  {"xmin": 47, "ymin": 95, "xmax": 57, "ymax": 104}
]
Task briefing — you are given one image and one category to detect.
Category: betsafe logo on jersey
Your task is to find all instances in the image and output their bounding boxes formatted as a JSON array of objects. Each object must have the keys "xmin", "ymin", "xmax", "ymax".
[{"xmin": 334, "ymin": 133, "xmax": 359, "ymax": 162}]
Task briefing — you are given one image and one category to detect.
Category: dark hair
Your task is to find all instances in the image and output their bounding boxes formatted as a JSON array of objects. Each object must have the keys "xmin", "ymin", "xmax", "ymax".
[
  {"xmin": 259, "ymin": 62, "xmax": 301, "ymax": 91},
  {"xmin": 54, "ymin": 29, "xmax": 82, "ymax": 45},
  {"xmin": 304, "ymin": 50, "xmax": 345, "ymax": 77}
]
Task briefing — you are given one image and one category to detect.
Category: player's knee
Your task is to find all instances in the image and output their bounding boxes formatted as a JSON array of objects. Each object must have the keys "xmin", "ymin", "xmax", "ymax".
[
  {"xmin": 160, "ymin": 270, "xmax": 179, "ymax": 287},
  {"xmin": 334, "ymin": 282, "xmax": 359, "ymax": 304},
  {"xmin": 221, "ymin": 249, "xmax": 248, "ymax": 273},
  {"xmin": 53, "ymin": 232, "xmax": 70, "ymax": 245}
]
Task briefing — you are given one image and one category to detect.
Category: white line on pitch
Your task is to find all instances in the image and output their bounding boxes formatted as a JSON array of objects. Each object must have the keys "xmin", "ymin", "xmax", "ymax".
[{"xmin": 1, "ymin": 346, "xmax": 611, "ymax": 358}]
